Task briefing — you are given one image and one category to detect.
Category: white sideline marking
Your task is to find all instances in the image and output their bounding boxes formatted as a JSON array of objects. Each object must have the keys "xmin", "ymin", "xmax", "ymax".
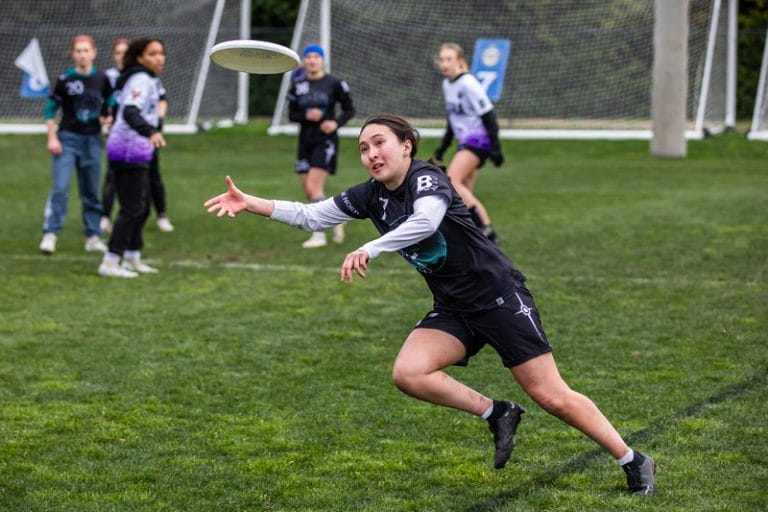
[{"xmin": 1, "ymin": 253, "xmax": 758, "ymax": 287}]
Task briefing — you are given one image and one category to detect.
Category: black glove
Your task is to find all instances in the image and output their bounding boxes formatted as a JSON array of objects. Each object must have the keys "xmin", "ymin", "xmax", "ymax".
[{"xmin": 489, "ymin": 148, "xmax": 504, "ymax": 167}]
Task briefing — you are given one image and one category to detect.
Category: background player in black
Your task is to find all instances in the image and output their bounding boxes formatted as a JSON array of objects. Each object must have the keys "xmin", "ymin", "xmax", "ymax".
[
  {"xmin": 39, "ymin": 34, "xmax": 112, "ymax": 255},
  {"xmin": 204, "ymin": 114, "xmax": 656, "ymax": 495},
  {"xmin": 287, "ymin": 44, "xmax": 355, "ymax": 248}
]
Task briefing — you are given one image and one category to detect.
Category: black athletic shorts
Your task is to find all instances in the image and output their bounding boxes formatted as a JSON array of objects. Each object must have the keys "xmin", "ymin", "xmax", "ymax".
[
  {"xmin": 457, "ymin": 144, "xmax": 490, "ymax": 168},
  {"xmin": 296, "ymin": 136, "xmax": 338, "ymax": 175},
  {"xmin": 414, "ymin": 282, "xmax": 553, "ymax": 368}
]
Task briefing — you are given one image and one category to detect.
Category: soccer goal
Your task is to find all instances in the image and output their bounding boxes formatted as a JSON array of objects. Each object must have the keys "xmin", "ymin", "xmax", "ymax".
[
  {"xmin": 0, "ymin": 0, "xmax": 250, "ymax": 134},
  {"xmin": 270, "ymin": 0, "xmax": 736, "ymax": 140},
  {"xmin": 748, "ymin": 27, "xmax": 768, "ymax": 141}
]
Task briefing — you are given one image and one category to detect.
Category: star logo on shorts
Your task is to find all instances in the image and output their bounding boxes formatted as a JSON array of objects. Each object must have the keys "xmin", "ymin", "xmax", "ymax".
[
  {"xmin": 516, "ymin": 304, "xmax": 532, "ymax": 316},
  {"xmin": 514, "ymin": 292, "xmax": 545, "ymax": 341}
]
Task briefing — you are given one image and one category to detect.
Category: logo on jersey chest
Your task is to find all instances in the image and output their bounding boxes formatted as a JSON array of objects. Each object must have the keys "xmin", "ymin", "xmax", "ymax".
[
  {"xmin": 295, "ymin": 81, "xmax": 310, "ymax": 95},
  {"xmin": 378, "ymin": 197, "xmax": 389, "ymax": 221},
  {"xmin": 388, "ymin": 214, "xmax": 447, "ymax": 274}
]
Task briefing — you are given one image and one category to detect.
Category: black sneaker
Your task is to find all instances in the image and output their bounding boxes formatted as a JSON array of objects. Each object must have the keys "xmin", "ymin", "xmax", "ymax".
[
  {"xmin": 622, "ymin": 452, "xmax": 656, "ymax": 495},
  {"xmin": 487, "ymin": 401, "xmax": 526, "ymax": 469}
]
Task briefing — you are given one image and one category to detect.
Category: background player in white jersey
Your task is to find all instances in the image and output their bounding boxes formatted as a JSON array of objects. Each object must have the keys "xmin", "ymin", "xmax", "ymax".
[
  {"xmin": 101, "ymin": 38, "xmax": 174, "ymax": 235},
  {"xmin": 287, "ymin": 44, "xmax": 355, "ymax": 248},
  {"xmin": 432, "ymin": 43, "xmax": 502, "ymax": 245},
  {"xmin": 99, "ymin": 38, "xmax": 167, "ymax": 278},
  {"xmin": 104, "ymin": 38, "xmax": 129, "ymax": 90},
  {"xmin": 204, "ymin": 113, "xmax": 656, "ymax": 495}
]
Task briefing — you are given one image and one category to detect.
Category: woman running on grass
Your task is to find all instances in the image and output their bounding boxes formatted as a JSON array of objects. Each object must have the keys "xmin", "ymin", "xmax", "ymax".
[{"xmin": 204, "ymin": 113, "xmax": 656, "ymax": 495}]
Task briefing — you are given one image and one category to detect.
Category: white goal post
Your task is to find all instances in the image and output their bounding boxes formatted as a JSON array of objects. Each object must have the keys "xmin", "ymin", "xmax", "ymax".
[
  {"xmin": 748, "ymin": 27, "xmax": 768, "ymax": 141},
  {"xmin": 270, "ymin": 0, "xmax": 737, "ymax": 140},
  {"xmin": 0, "ymin": 0, "xmax": 250, "ymax": 134}
]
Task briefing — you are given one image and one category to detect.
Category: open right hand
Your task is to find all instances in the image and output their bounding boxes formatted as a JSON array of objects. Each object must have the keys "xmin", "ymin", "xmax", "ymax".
[{"xmin": 204, "ymin": 175, "xmax": 248, "ymax": 218}]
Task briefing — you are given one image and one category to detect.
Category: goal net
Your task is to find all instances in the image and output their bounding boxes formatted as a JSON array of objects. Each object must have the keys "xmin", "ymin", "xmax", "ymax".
[
  {"xmin": 0, "ymin": 0, "xmax": 248, "ymax": 134},
  {"xmin": 270, "ymin": 0, "xmax": 734, "ymax": 139},
  {"xmin": 748, "ymin": 27, "xmax": 768, "ymax": 141}
]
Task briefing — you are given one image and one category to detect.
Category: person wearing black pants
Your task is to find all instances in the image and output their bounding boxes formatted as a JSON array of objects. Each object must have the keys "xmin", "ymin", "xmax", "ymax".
[
  {"xmin": 108, "ymin": 161, "xmax": 151, "ymax": 258},
  {"xmin": 101, "ymin": 96, "xmax": 173, "ymax": 234},
  {"xmin": 98, "ymin": 38, "xmax": 167, "ymax": 278}
]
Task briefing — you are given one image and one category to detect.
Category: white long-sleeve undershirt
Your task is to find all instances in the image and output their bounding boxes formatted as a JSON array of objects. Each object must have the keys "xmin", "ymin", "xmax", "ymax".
[{"xmin": 269, "ymin": 195, "xmax": 449, "ymax": 259}]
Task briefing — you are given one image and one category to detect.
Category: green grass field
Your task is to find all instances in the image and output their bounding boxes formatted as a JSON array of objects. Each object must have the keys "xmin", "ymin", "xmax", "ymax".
[{"xmin": 1, "ymin": 123, "xmax": 766, "ymax": 511}]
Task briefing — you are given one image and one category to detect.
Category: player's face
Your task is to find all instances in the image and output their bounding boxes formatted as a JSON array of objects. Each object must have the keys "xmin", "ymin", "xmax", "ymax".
[
  {"xmin": 303, "ymin": 52, "xmax": 324, "ymax": 76},
  {"xmin": 358, "ymin": 124, "xmax": 412, "ymax": 190},
  {"xmin": 138, "ymin": 41, "xmax": 166, "ymax": 75},
  {"xmin": 438, "ymin": 48, "xmax": 462, "ymax": 79},
  {"xmin": 113, "ymin": 43, "xmax": 128, "ymax": 69},
  {"xmin": 71, "ymin": 41, "xmax": 96, "ymax": 70}
]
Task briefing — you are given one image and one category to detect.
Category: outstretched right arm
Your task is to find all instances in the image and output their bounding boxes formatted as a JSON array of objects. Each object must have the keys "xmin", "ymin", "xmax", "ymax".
[
  {"xmin": 204, "ymin": 175, "xmax": 275, "ymax": 218},
  {"xmin": 204, "ymin": 176, "xmax": 354, "ymax": 230}
]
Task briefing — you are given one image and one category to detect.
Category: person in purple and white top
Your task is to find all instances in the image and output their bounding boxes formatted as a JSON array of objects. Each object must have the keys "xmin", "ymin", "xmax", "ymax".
[
  {"xmin": 432, "ymin": 43, "xmax": 503, "ymax": 245},
  {"xmin": 101, "ymin": 37, "xmax": 175, "ymax": 236},
  {"xmin": 99, "ymin": 38, "xmax": 166, "ymax": 278}
]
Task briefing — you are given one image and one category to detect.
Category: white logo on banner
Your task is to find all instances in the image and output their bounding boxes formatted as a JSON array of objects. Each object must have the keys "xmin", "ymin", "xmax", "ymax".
[{"xmin": 15, "ymin": 38, "xmax": 50, "ymax": 97}]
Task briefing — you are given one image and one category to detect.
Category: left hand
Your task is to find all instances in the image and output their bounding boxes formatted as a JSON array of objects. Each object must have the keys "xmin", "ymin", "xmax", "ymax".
[
  {"xmin": 489, "ymin": 148, "xmax": 504, "ymax": 167},
  {"xmin": 305, "ymin": 108, "xmax": 323, "ymax": 122},
  {"xmin": 320, "ymin": 119, "xmax": 339, "ymax": 134},
  {"xmin": 340, "ymin": 250, "xmax": 370, "ymax": 282},
  {"xmin": 150, "ymin": 132, "xmax": 166, "ymax": 149}
]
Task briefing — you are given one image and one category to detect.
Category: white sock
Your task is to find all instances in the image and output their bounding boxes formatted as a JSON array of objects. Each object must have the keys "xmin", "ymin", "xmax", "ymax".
[
  {"xmin": 123, "ymin": 250, "xmax": 140, "ymax": 260},
  {"xmin": 103, "ymin": 252, "xmax": 120, "ymax": 264},
  {"xmin": 617, "ymin": 448, "xmax": 635, "ymax": 465},
  {"xmin": 481, "ymin": 402, "xmax": 494, "ymax": 420}
]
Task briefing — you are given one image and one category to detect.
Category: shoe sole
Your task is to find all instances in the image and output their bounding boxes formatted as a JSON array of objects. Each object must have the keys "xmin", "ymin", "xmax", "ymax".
[
  {"xmin": 99, "ymin": 267, "xmax": 138, "ymax": 278},
  {"xmin": 99, "ymin": 272, "xmax": 138, "ymax": 278},
  {"xmin": 124, "ymin": 266, "xmax": 159, "ymax": 274}
]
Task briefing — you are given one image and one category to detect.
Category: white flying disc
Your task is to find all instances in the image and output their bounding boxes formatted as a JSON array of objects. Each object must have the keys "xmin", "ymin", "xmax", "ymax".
[{"xmin": 209, "ymin": 40, "xmax": 300, "ymax": 74}]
